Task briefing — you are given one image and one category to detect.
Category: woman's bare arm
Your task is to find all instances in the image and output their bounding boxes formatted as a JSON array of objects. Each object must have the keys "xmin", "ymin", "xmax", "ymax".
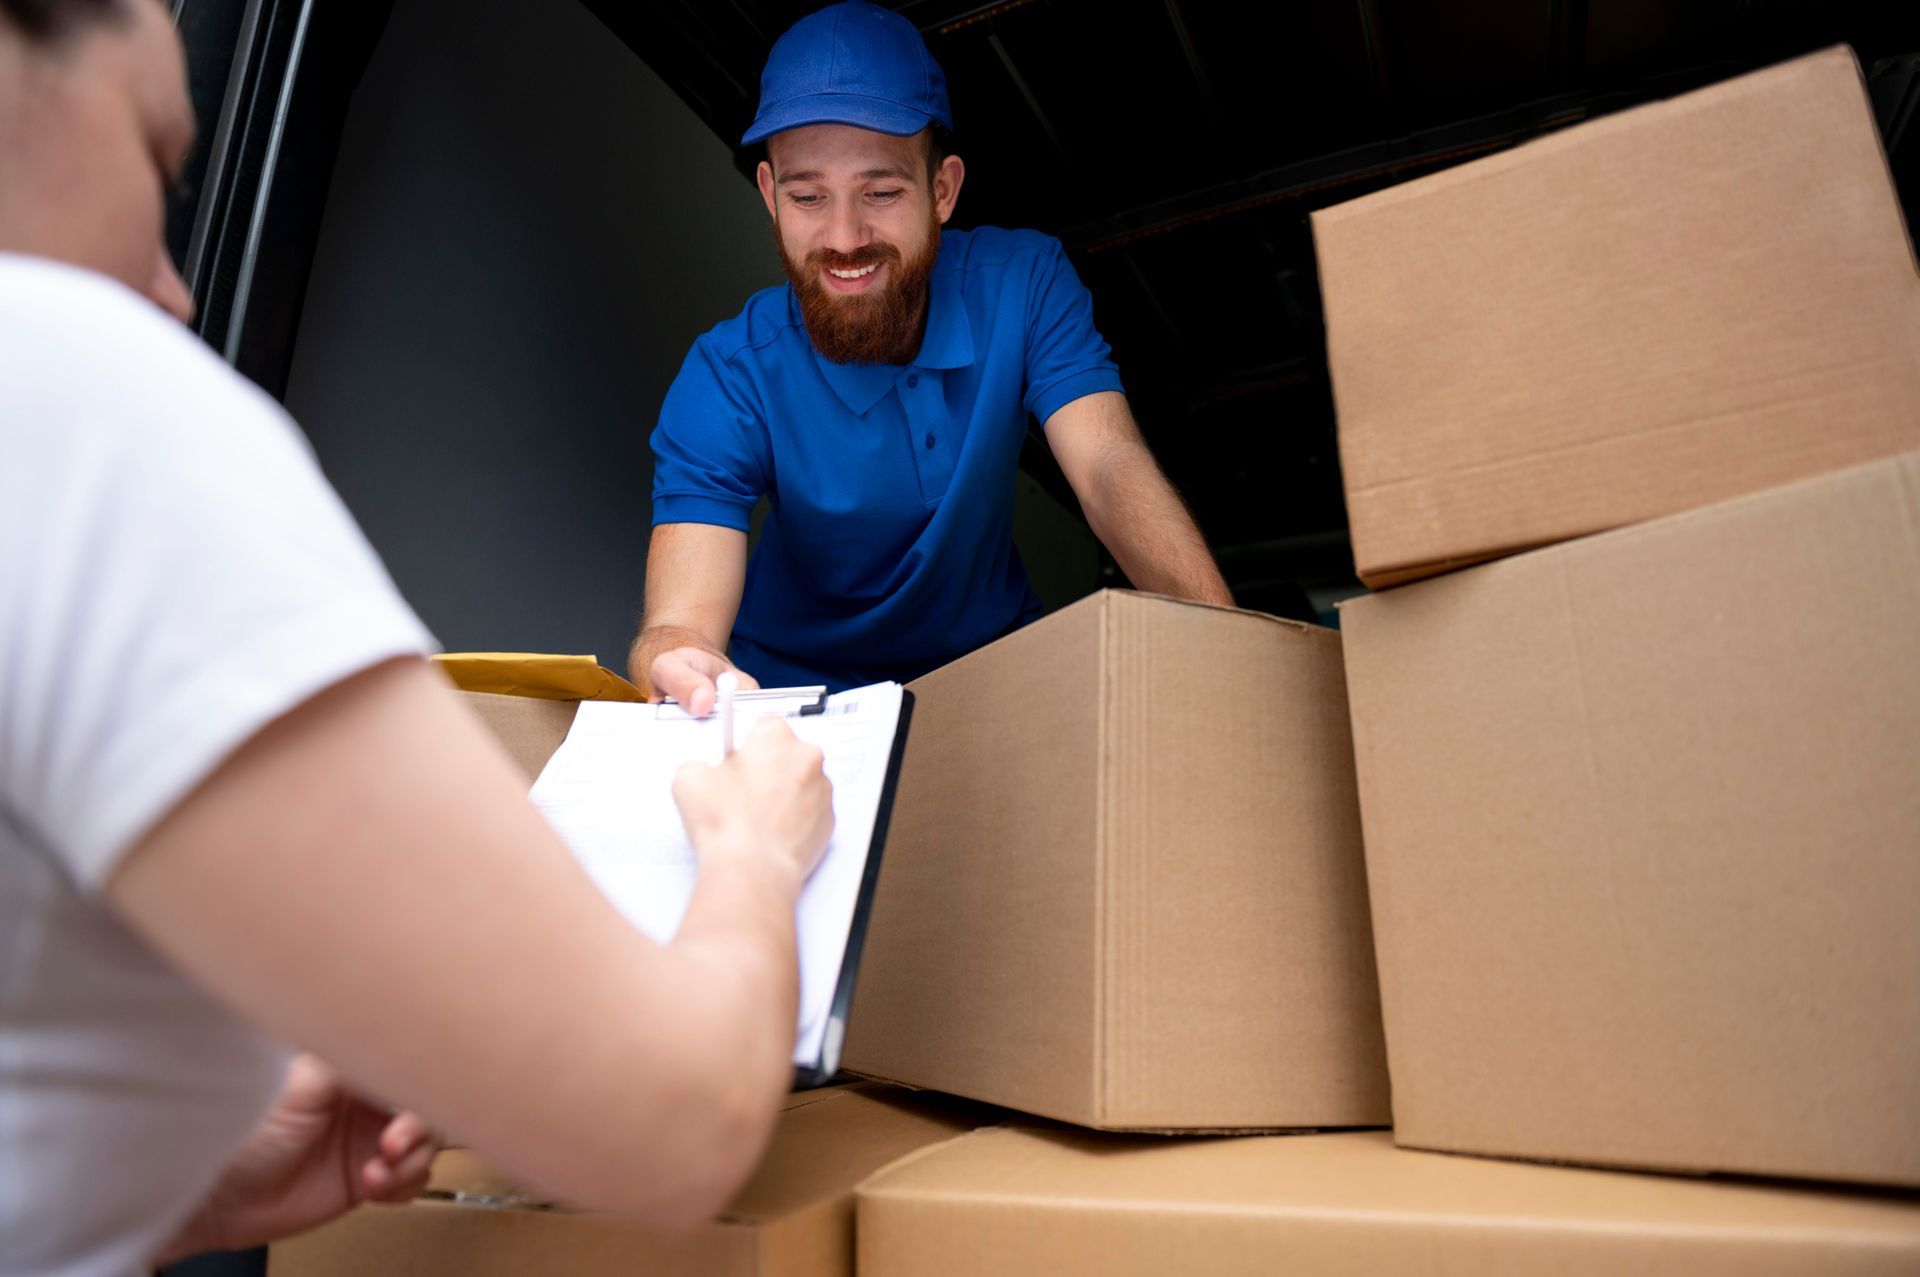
[{"xmin": 107, "ymin": 655, "xmax": 828, "ymax": 1228}]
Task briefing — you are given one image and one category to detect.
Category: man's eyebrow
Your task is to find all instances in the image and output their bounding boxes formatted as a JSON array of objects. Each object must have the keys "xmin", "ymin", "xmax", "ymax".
[{"xmin": 775, "ymin": 166, "xmax": 917, "ymax": 185}]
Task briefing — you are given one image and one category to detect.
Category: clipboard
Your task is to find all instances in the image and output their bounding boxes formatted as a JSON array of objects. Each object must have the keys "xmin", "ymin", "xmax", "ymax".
[
  {"xmin": 794, "ymin": 686, "xmax": 913, "ymax": 1089},
  {"xmin": 524, "ymin": 682, "xmax": 914, "ymax": 1091}
]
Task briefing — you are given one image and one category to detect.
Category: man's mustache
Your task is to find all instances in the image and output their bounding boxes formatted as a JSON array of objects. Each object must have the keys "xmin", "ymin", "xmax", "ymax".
[{"xmin": 807, "ymin": 243, "xmax": 903, "ymax": 273}]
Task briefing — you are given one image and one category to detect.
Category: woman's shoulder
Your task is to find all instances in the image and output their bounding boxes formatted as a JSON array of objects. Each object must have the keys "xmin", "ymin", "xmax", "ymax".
[{"xmin": 0, "ymin": 253, "xmax": 316, "ymax": 475}]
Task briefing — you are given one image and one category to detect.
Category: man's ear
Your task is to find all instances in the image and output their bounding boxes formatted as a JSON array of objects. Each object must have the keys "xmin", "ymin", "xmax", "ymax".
[
  {"xmin": 933, "ymin": 153, "xmax": 965, "ymax": 225},
  {"xmin": 756, "ymin": 160, "xmax": 778, "ymax": 221}
]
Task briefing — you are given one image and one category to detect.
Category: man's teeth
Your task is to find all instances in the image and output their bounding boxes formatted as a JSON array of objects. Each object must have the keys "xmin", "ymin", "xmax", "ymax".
[{"xmin": 828, "ymin": 263, "xmax": 879, "ymax": 279}]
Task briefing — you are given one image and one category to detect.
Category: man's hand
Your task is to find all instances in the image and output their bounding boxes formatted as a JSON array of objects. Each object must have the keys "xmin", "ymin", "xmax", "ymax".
[
  {"xmin": 673, "ymin": 717, "xmax": 833, "ymax": 884},
  {"xmin": 650, "ymin": 643, "xmax": 760, "ymax": 717},
  {"xmin": 155, "ymin": 1055, "xmax": 440, "ymax": 1265}
]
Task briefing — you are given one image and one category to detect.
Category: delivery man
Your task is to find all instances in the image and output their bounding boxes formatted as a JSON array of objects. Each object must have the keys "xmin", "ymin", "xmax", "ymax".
[{"xmin": 632, "ymin": 0, "xmax": 1232, "ymax": 711}]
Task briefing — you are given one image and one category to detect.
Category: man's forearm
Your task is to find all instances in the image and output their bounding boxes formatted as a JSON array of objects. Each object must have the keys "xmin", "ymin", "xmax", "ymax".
[{"xmin": 1086, "ymin": 451, "xmax": 1234, "ymax": 606}]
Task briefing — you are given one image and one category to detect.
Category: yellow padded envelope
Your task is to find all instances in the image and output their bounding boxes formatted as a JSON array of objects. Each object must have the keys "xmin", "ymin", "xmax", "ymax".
[{"xmin": 431, "ymin": 652, "xmax": 645, "ymax": 703}]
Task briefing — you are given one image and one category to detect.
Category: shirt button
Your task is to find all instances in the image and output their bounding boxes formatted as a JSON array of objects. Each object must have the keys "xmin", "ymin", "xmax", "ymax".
[
  {"xmin": 906, "ymin": 373, "xmax": 920, "ymax": 389},
  {"xmin": 924, "ymin": 432, "xmax": 937, "ymax": 449}
]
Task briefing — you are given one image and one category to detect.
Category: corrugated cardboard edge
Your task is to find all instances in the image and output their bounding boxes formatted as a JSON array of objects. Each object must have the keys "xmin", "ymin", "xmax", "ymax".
[
  {"xmin": 1091, "ymin": 592, "xmax": 1354, "ymax": 1128},
  {"xmin": 1393, "ymin": 1137, "xmax": 1720, "ymax": 1181},
  {"xmin": 1340, "ymin": 450, "xmax": 1920, "ymax": 611}
]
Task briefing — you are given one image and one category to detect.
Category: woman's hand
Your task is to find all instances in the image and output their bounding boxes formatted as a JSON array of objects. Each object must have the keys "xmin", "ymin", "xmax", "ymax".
[
  {"xmin": 672, "ymin": 716, "xmax": 834, "ymax": 885},
  {"xmin": 155, "ymin": 1054, "xmax": 439, "ymax": 1265}
]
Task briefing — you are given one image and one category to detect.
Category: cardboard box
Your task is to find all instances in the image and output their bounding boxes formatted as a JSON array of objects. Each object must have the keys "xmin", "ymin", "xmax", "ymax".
[
  {"xmin": 1341, "ymin": 452, "xmax": 1920, "ymax": 1186},
  {"xmin": 269, "ymin": 1083, "xmax": 993, "ymax": 1277},
  {"xmin": 1315, "ymin": 46, "xmax": 1920, "ymax": 588},
  {"xmin": 841, "ymin": 589, "xmax": 1390, "ymax": 1131},
  {"xmin": 857, "ymin": 1127, "xmax": 1920, "ymax": 1275},
  {"xmin": 457, "ymin": 688, "xmax": 577, "ymax": 780}
]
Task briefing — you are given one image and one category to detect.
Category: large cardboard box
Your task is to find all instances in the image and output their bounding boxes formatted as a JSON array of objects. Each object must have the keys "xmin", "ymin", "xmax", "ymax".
[
  {"xmin": 1315, "ymin": 46, "xmax": 1920, "ymax": 588},
  {"xmin": 841, "ymin": 589, "xmax": 1390, "ymax": 1131},
  {"xmin": 857, "ymin": 1127, "xmax": 1920, "ymax": 1275},
  {"xmin": 269, "ymin": 1083, "xmax": 992, "ymax": 1277},
  {"xmin": 1341, "ymin": 452, "xmax": 1920, "ymax": 1186}
]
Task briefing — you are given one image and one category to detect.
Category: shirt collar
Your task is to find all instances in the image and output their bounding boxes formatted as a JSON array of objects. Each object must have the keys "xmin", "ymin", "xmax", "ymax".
[{"xmin": 805, "ymin": 244, "xmax": 976, "ymax": 416}]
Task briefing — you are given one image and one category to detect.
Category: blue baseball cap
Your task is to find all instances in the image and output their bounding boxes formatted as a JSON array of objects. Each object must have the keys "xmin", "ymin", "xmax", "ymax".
[{"xmin": 741, "ymin": 1, "xmax": 952, "ymax": 146}]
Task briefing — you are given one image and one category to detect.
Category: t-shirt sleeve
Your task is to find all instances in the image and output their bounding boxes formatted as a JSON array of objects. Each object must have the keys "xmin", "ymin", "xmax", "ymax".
[
  {"xmin": 650, "ymin": 335, "xmax": 773, "ymax": 531},
  {"xmin": 1021, "ymin": 237, "xmax": 1125, "ymax": 426},
  {"xmin": 1, "ymin": 337, "xmax": 434, "ymax": 892}
]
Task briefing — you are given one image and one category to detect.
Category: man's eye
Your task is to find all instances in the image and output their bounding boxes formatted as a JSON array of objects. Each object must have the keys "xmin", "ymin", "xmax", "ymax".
[
  {"xmin": 790, "ymin": 193, "xmax": 824, "ymax": 208},
  {"xmin": 869, "ymin": 189, "xmax": 903, "ymax": 202}
]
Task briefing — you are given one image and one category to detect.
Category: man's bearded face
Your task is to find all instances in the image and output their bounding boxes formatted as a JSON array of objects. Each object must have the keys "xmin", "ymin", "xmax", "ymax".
[{"xmin": 777, "ymin": 208, "xmax": 941, "ymax": 366}]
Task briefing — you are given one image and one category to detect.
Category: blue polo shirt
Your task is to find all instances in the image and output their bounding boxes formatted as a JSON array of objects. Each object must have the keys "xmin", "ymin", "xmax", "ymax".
[{"xmin": 650, "ymin": 226, "xmax": 1122, "ymax": 690}]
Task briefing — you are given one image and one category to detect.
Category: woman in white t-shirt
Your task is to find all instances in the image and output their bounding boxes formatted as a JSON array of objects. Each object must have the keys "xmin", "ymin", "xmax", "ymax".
[{"xmin": 0, "ymin": 3, "xmax": 835, "ymax": 1274}]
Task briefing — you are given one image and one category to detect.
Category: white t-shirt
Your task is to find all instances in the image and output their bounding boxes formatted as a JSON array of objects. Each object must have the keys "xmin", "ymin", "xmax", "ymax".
[{"xmin": 0, "ymin": 254, "xmax": 435, "ymax": 1277}]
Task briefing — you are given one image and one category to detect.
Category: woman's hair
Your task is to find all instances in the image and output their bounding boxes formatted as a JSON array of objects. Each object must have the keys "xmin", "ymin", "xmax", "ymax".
[{"xmin": 0, "ymin": 0, "xmax": 125, "ymax": 43}]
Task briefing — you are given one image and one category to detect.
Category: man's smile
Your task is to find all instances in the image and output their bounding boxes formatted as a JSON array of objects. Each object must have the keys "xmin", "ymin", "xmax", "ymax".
[{"xmin": 822, "ymin": 260, "xmax": 885, "ymax": 293}]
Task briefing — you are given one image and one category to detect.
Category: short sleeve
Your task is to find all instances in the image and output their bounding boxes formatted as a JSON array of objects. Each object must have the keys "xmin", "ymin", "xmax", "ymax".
[
  {"xmin": 1021, "ymin": 238, "xmax": 1125, "ymax": 426},
  {"xmin": 0, "ymin": 268, "xmax": 434, "ymax": 890},
  {"xmin": 650, "ymin": 335, "xmax": 774, "ymax": 531}
]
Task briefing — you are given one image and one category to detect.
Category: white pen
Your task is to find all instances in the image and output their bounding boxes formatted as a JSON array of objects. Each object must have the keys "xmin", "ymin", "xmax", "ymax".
[{"xmin": 716, "ymin": 671, "xmax": 739, "ymax": 760}]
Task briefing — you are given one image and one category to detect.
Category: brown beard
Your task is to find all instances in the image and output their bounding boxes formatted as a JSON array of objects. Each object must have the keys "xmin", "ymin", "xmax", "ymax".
[{"xmin": 779, "ymin": 216, "xmax": 940, "ymax": 366}]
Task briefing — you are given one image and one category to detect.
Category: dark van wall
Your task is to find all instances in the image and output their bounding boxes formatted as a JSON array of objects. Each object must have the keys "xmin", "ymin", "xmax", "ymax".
[{"xmin": 284, "ymin": 0, "xmax": 779, "ymax": 674}]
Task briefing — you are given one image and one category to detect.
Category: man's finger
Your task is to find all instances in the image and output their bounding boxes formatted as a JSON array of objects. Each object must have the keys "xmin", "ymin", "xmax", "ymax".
[{"xmin": 652, "ymin": 652, "xmax": 718, "ymax": 716}]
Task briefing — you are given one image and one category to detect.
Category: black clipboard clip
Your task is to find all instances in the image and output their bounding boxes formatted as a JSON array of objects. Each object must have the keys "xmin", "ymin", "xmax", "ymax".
[{"xmin": 660, "ymin": 685, "xmax": 830, "ymax": 717}]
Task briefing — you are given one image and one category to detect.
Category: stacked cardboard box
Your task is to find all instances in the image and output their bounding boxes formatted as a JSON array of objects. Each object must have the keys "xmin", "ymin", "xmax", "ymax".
[
  {"xmin": 858, "ymin": 1128, "xmax": 1920, "ymax": 1275},
  {"xmin": 1342, "ymin": 454, "xmax": 1920, "ymax": 1186},
  {"xmin": 842, "ymin": 587, "xmax": 1391, "ymax": 1131},
  {"xmin": 1312, "ymin": 43, "xmax": 1920, "ymax": 1192},
  {"xmin": 1316, "ymin": 45, "xmax": 1920, "ymax": 588}
]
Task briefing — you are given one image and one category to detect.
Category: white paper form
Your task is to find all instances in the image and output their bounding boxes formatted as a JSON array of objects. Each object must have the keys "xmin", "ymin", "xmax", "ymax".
[{"xmin": 527, "ymin": 682, "xmax": 904, "ymax": 1068}]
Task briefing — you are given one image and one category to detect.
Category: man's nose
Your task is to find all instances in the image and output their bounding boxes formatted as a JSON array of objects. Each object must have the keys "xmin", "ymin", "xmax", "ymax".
[
  {"xmin": 822, "ymin": 197, "xmax": 870, "ymax": 255},
  {"xmin": 147, "ymin": 247, "xmax": 196, "ymax": 325}
]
